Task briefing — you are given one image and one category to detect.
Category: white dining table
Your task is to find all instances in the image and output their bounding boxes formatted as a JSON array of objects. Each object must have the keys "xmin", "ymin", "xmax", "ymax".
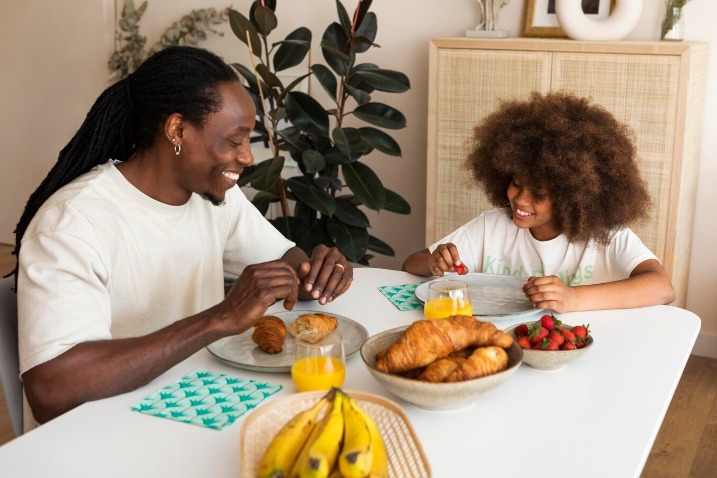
[{"xmin": 0, "ymin": 268, "xmax": 701, "ymax": 477}]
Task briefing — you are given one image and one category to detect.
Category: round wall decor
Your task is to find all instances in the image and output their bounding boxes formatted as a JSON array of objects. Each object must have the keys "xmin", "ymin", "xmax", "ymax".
[{"xmin": 554, "ymin": 0, "xmax": 643, "ymax": 41}]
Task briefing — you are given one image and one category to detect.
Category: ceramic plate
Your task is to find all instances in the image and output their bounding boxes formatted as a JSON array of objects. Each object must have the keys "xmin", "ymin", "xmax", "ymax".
[
  {"xmin": 415, "ymin": 273, "xmax": 542, "ymax": 321},
  {"xmin": 206, "ymin": 310, "xmax": 368, "ymax": 373}
]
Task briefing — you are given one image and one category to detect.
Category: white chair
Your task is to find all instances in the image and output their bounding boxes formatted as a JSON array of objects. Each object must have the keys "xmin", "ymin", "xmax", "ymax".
[{"xmin": 0, "ymin": 276, "xmax": 22, "ymax": 436}]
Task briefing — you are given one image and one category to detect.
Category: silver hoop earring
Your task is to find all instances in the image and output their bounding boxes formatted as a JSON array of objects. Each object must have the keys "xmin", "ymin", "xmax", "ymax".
[{"xmin": 174, "ymin": 144, "xmax": 181, "ymax": 156}]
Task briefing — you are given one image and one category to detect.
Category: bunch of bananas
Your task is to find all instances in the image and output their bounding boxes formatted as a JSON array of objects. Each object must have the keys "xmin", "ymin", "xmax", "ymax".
[{"xmin": 258, "ymin": 388, "xmax": 389, "ymax": 478}]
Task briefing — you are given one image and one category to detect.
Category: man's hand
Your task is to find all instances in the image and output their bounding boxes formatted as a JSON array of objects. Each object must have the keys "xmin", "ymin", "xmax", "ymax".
[
  {"xmin": 298, "ymin": 244, "xmax": 353, "ymax": 305},
  {"xmin": 220, "ymin": 260, "xmax": 300, "ymax": 335}
]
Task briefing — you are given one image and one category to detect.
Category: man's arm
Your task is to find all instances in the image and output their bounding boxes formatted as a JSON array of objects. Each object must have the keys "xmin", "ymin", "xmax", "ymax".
[{"xmin": 22, "ymin": 260, "xmax": 299, "ymax": 424}]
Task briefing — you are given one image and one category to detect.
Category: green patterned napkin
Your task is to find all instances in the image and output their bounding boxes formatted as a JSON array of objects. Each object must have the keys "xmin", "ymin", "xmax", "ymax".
[
  {"xmin": 378, "ymin": 282, "xmax": 425, "ymax": 311},
  {"xmin": 132, "ymin": 369, "xmax": 282, "ymax": 430}
]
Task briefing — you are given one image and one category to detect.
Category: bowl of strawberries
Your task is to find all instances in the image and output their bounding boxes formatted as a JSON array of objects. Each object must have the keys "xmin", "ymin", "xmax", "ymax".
[{"xmin": 503, "ymin": 314, "xmax": 593, "ymax": 371}]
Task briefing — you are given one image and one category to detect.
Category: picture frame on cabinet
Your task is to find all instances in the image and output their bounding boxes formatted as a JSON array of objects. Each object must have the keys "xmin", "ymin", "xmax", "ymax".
[{"xmin": 523, "ymin": 0, "xmax": 613, "ymax": 38}]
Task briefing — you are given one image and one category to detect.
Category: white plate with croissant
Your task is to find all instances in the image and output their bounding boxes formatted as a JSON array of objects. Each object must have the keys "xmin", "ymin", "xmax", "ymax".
[
  {"xmin": 415, "ymin": 273, "xmax": 541, "ymax": 320},
  {"xmin": 207, "ymin": 310, "xmax": 368, "ymax": 373}
]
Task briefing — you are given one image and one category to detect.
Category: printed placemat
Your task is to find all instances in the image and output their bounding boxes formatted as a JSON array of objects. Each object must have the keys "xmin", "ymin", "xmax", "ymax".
[
  {"xmin": 131, "ymin": 369, "xmax": 282, "ymax": 430},
  {"xmin": 378, "ymin": 282, "xmax": 425, "ymax": 311}
]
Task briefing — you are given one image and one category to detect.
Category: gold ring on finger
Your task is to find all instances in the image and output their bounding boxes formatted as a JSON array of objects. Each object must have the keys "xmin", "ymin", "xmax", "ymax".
[{"xmin": 334, "ymin": 263, "xmax": 345, "ymax": 273}]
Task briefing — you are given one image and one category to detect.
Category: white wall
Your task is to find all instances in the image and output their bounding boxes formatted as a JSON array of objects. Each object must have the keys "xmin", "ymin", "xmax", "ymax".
[{"xmin": 1, "ymin": 0, "xmax": 715, "ymax": 356}]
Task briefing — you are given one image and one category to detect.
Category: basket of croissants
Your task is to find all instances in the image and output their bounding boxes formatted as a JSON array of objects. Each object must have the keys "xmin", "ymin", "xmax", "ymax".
[{"xmin": 360, "ymin": 316, "xmax": 523, "ymax": 410}]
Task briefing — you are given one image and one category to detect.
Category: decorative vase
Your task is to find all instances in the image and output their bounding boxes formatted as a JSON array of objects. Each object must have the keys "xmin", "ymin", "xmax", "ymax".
[
  {"xmin": 466, "ymin": 0, "xmax": 510, "ymax": 38},
  {"xmin": 554, "ymin": 0, "xmax": 643, "ymax": 41},
  {"xmin": 661, "ymin": 7, "xmax": 685, "ymax": 41}
]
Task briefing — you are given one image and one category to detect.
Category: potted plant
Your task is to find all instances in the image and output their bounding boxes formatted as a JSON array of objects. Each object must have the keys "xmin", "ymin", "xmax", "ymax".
[{"xmin": 229, "ymin": 0, "xmax": 411, "ymax": 264}]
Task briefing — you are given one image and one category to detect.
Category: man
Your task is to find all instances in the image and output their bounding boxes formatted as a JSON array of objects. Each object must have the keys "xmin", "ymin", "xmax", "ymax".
[{"xmin": 13, "ymin": 46, "xmax": 353, "ymax": 429}]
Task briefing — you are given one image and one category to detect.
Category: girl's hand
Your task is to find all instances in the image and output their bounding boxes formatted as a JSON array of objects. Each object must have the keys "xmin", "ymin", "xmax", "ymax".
[
  {"xmin": 428, "ymin": 243, "xmax": 466, "ymax": 276},
  {"xmin": 523, "ymin": 275, "xmax": 578, "ymax": 313}
]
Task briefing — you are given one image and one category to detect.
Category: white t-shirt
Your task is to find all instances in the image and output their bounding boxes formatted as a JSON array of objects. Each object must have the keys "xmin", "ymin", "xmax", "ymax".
[
  {"xmin": 429, "ymin": 207, "xmax": 657, "ymax": 285},
  {"xmin": 18, "ymin": 161, "xmax": 295, "ymax": 375}
]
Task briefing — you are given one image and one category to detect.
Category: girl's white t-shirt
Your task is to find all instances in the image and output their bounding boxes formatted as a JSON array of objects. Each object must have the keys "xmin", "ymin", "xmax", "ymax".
[{"xmin": 429, "ymin": 207, "xmax": 656, "ymax": 285}]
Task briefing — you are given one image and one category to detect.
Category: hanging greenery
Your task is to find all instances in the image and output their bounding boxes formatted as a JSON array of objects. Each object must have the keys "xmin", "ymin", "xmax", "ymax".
[
  {"xmin": 230, "ymin": 0, "xmax": 411, "ymax": 264},
  {"xmin": 108, "ymin": 0, "xmax": 229, "ymax": 80}
]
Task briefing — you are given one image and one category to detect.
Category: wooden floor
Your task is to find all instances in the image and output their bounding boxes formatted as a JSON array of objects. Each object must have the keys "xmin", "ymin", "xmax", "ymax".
[{"xmin": 0, "ymin": 243, "xmax": 715, "ymax": 477}]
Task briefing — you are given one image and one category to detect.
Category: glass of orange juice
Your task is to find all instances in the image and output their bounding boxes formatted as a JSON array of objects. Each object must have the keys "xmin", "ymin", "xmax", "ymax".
[
  {"xmin": 423, "ymin": 280, "xmax": 473, "ymax": 320},
  {"xmin": 291, "ymin": 330, "xmax": 346, "ymax": 392}
]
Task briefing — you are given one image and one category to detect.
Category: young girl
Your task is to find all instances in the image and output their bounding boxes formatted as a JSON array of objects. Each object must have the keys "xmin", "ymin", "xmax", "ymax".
[{"xmin": 403, "ymin": 92, "xmax": 675, "ymax": 313}]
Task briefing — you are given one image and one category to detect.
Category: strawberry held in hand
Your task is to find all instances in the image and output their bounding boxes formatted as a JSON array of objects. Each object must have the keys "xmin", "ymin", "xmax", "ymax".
[{"xmin": 454, "ymin": 261, "xmax": 468, "ymax": 275}]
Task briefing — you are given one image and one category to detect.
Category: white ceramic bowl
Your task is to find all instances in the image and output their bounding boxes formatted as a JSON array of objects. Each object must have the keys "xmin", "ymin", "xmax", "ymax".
[
  {"xmin": 503, "ymin": 324, "xmax": 593, "ymax": 371},
  {"xmin": 360, "ymin": 326, "xmax": 522, "ymax": 411}
]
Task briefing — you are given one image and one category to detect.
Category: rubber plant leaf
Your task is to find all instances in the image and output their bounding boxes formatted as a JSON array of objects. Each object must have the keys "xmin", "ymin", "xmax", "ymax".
[
  {"xmin": 327, "ymin": 217, "xmax": 368, "ymax": 263},
  {"xmin": 359, "ymin": 127, "xmax": 401, "ymax": 156},
  {"xmin": 286, "ymin": 176, "xmax": 336, "ymax": 216},
  {"xmin": 353, "ymin": 103, "xmax": 406, "ymax": 130},
  {"xmin": 273, "ymin": 27, "xmax": 312, "ymax": 72},
  {"xmin": 342, "ymin": 161, "xmax": 386, "ymax": 211},
  {"xmin": 285, "ymin": 91, "xmax": 330, "ymax": 136}
]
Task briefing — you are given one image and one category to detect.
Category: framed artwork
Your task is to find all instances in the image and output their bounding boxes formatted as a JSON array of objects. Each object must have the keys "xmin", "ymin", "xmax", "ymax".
[{"xmin": 523, "ymin": 0, "xmax": 613, "ymax": 38}]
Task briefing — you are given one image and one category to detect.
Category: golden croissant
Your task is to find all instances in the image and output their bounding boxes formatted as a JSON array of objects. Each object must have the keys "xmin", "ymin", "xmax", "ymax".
[
  {"xmin": 289, "ymin": 313, "xmax": 338, "ymax": 343},
  {"xmin": 375, "ymin": 315, "xmax": 512, "ymax": 374},
  {"xmin": 251, "ymin": 315, "xmax": 287, "ymax": 354},
  {"xmin": 418, "ymin": 356, "xmax": 466, "ymax": 383},
  {"xmin": 443, "ymin": 346, "xmax": 509, "ymax": 382}
]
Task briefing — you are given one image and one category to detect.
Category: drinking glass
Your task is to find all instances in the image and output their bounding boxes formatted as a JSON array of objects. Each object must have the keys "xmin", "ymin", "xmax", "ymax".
[
  {"xmin": 423, "ymin": 280, "xmax": 473, "ymax": 320},
  {"xmin": 291, "ymin": 330, "xmax": 346, "ymax": 392}
]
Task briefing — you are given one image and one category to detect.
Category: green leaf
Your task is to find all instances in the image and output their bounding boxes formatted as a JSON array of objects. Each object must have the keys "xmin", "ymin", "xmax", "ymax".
[
  {"xmin": 321, "ymin": 23, "xmax": 349, "ymax": 75},
  {"xmin": 367, "ymin": 234, "xmax": 395, "ymax": 256},
  {"xmin": 383, "ymin": 187, "xmax": 411, "ymax": 214},
  {"xmin": 270, "ymin": 216, "xmax": 314, "ymax": 253},
  {"xmin": 228, "ymin": 10, "xmax": 262, "ymax": 57},
  {"xmin": 342, "ymin": 161, "xmax": 386, "ymax": 210},
  {"xmin": 323, "ymin": 147, "xmax": 351, "ymax": 165},
  {"xmin": 251, "ymin": 191, "xmax": 280, "ymax": 215},
  {"xmin": 354, "ymin": 68, "xmax": 410, "ymax": 93},
  {"xmin": 354, "ymin": 12, "xmax": 377, "ymax": 53},
  {"xmin": 256, "ymin": 64, "xmax": 282, "ymax": 90},
  {"xmin": 251, "ymin": 5, "xmax": 277, "ymax": 36},
  {"xmin": 231, "ymin": 63, "xmax": 261, "ymax": 92},
  {"xmin": 273, "ymin": 27, "xmax": 312, "ymax": 72},
  {"xmin": 302, "ymin": 149, "xmax": 326, "ymax": 173},
  {"xmin": 344, "ymin": 84, "xmax": 371, "ymax": 105},
  {"xmin": 311, "ymin": 64, "xmax": 338, "ymax": 101},
  {"xmin": 353, "ymin": 103, "xmax": 406, "ymax": 130},
  {"xmin": 334, "ymin": 197, "xmax": 370, "ymax": 228},
  {"xmin": 285, "ymin": 92, "xmax": 329, "ymax": 136},
  {"xmin": 286, "ymin": 176, "xmax": 336, "ymax": 216},
  {"xmin": 250, "ymin": 156, "xmax": 284, "ymax": 192},
  {"xmin": 335, "ymin": 0, "xmax": 352, "ymax": 37},
  {"xmin": 237, "ymin": 164, "xmax": 256, "ymax": 187},
  {"xmin": 327, "ymin": 217, "xmax": 368, "ymax": 263},
  {"xmin": 354, "ymin": 0, "xmax": 374, "ymax": 32},
  {"xmin": 359, "ymin": 127, "xmax": 401, "ymax": 156},
  {"xmin": 332, "ymin": 127, "xmax": 363, "ymax": 159}
]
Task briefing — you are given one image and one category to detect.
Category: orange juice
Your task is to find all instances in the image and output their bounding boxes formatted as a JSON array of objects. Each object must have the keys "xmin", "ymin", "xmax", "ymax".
[
  {"xmin": 424, "ymin": 297, "xmax": 473, "ymax": 320},
  {"xmin": 291, "ymin": 356, "xmax": 346, "ymax": 392}
]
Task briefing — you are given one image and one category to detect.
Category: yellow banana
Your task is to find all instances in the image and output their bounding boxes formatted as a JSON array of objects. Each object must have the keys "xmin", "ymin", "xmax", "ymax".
[
  {"xmin": 258, "ymin": 395, "xmax": 329, "ymax": 478},
  {"xmin": 338, "ymin": 393, "xmax": 374, "ymax": 478},
  {"xmin": 363, "ymin": 403, "xmax": 389, "ymax": 478},
  {"xmin": 294, "ymin": 390, "xmax": 345, "ymax": 478}
]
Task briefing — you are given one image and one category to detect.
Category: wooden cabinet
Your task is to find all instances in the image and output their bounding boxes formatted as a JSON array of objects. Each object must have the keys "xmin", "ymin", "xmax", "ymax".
[{"xmin": 426, "ymin": 38, "xmax": 708, "ymax": 307}]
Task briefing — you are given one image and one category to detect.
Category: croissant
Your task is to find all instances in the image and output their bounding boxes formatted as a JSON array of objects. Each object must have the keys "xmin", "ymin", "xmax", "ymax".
[
  {"xmin": 251, "ymin": 315, "xmax": 287, "ymax": 354},
  {"xmin": 418, "ymin": 357, "xmax": 466, "ymax": 383},
  {"xmin": 375, "ymin": 315, "xmax": 513, "ymax": 374},
  {"xmin": 289, "ymin": 313, "xmax": 338, "ymax": 343},
  {"xmin": 443, "ymin": 346, "xmax": 509, "ymax": 382}
]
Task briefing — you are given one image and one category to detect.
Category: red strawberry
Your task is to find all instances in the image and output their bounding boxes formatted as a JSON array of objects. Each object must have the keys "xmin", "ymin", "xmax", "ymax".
[
  {"xmin": 517, "ymin": 336, "xmax": 531, "ymax": 349},
  {"xmin": 572, "ymin": 324, "xmax": 590, "ymax": 340},
  {"xmin": 514, "ymin": 323, "xmax": 529, "ymax": 337},
  {"xmin": 576, "ymin": 340, "xmax": 587, "ymax": 349},
  {"xmin": 530, "ymin": 326, "xmax": 549, "ymax": 344},
  {"xmin": 532, "ymin": 339, "xmax": 547, "ymax": 350},
  {"xmin": 548, "ymin": 331, "xmax": 564, "ymax": 346},
  {"xmin": 561, "ymin": 342, "xmax": 577, "ymax": 350},
  {"xmin": 560, "ymin": 327, "xmax": 576, "ymax": 344},
  {"xmin": 540, "ymin": 314, "xmax": 558, "ymax": 331},
  {"xmin": 454, "ymin": 262, "xmax": 468, "ymax": 275},
  {"xmin": 544, "ymin": 341, "xmax": 560, "ymax": 351}
]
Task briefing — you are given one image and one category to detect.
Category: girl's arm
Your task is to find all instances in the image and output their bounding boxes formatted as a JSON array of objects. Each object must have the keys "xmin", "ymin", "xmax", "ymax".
[
  {"xmin": 403, "ymin": 244, "xmax": 466, "ymax": 277},
  {"xmin": 523, "ymin": 259, "xmax": 676, "ymax": 312}
]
